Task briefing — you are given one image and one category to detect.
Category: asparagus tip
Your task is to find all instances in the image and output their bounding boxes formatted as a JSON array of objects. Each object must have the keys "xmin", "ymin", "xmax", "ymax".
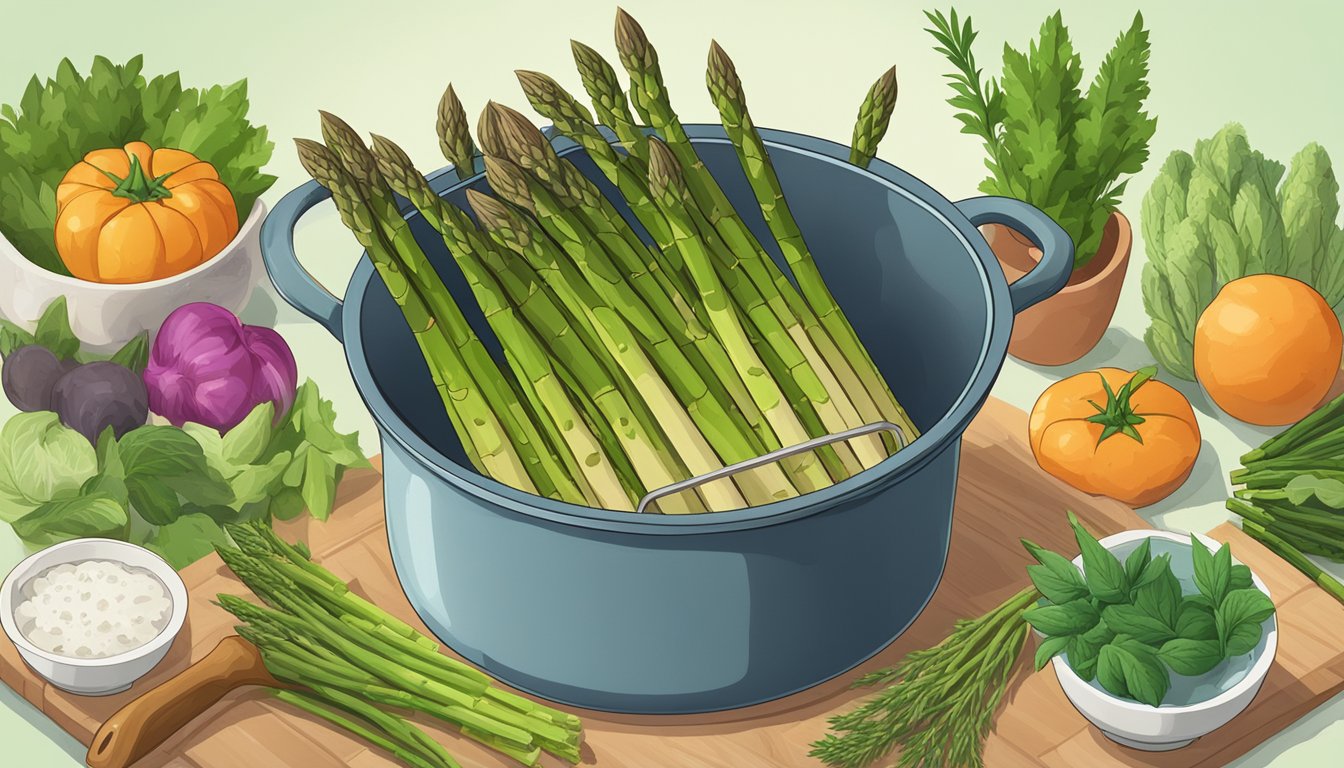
[
  {"xmin": 613, "ymin": 7, "xmax": 649, "ymax": 59},
  {"xmin": 645, "ymin": 137, "xmax": 681, "ymax": 195},
  {"xmin": 466, "ymin": 189, "xmax": 514, "ymax": 232},
  {"xmin": 482, "ymin": 155, "xmax": 536, "ymax": 214}
]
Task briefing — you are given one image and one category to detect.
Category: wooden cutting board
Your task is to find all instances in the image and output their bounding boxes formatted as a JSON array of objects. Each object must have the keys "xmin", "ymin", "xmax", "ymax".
[{"xmin": 4, "ymin": 397, "xmax": 1344, "ymax": 768}]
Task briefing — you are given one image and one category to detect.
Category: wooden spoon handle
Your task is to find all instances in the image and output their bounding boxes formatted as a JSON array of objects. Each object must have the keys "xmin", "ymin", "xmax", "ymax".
[{"xmin": 87, "ymin": 636, "xmax": 277, "ymax": 768}]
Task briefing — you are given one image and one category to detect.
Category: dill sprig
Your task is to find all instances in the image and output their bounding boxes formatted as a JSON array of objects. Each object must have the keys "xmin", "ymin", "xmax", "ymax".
[{"xmin": 810, "ymin": 586, "xmax": 1038, "ymax": 768}]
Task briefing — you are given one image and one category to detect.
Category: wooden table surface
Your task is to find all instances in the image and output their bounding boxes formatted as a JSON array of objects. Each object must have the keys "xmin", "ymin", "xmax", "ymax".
[{"xmin": 4, "ymin": 397, "xmax": 1343, "ymax": 767}]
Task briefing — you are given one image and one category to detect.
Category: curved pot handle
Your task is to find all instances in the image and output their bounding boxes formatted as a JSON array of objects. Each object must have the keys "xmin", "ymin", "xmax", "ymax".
[
  {"xmin": 955, "ymin": 196, "xmax": 1074, "ymax": 313},
  {"xmin": 260, "ymin": 179, "xmax": 346, "ymax": 341}
]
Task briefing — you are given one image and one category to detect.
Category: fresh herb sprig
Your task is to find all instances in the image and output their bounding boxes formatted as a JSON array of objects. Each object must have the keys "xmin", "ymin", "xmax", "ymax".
[
  {"xmin": 810, "ymin": 586, "xmax": 1037, "ymax": 768},
  {"xmin": 1024, "ymin": 513, "xmax": 1274, "ymax": 707},
  {"xmin": 926, "ymin": 9, "xmax": 1156, "ymax": 268}
]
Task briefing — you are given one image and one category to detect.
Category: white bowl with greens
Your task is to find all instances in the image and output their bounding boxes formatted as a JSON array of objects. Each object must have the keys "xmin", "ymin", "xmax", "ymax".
[{"xmin": 1029, "ymin": 526, "xmax": 1277, "ymax": 751}]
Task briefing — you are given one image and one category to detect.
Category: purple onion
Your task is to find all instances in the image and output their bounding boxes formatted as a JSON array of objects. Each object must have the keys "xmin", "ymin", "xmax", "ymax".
[{"xmin": 143, "ymin": 303, "xmax": 298, "ymax": 432}]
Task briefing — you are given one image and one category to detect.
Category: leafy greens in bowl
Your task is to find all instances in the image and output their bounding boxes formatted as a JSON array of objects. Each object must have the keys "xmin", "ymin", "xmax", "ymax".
[{"xmin": 0, "ymin": 55, "xmax": 275, "ymax": 276}]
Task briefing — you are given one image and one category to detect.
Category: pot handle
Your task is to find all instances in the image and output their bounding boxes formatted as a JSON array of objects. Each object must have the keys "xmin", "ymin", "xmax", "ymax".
[
  {"xmin": 260, "ymin": 179, "xmax": 346, "ymax": 342},
  {"xmin": 955, "ymin": 196, "xmax": 1074, "ymax": 313}
]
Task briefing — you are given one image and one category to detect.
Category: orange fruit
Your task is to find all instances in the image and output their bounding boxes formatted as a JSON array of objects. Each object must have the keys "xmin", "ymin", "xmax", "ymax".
[{"xmin": 1194, "ymin": 275, "xmax": 1343, "ymax": 426}]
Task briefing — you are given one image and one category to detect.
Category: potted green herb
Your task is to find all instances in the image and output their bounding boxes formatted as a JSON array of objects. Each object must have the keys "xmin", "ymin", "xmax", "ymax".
[
  {"xmin": 927, "ymin": 9, "xmax": 1157, "ymax": 365},
  {"xmin": 1025, "ymin": 514, "xmax": 1277, "ymax": 751}
]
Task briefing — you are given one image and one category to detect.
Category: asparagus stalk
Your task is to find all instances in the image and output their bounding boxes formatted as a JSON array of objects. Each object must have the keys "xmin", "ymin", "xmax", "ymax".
[
  {"xmin": 647, "ymin": 138, "xmax": 846, "ymax": 491},
  {"xmin": 318, "ymin": 112, "xmax": 587, "ymax": 505},
  {"xmin": 436, "ymin": 84, "xmax": 479, "ymax": 179},
  {"xmin": 570, "ymin": 40, "xmax": 648, "ymax": 162},
  {"xmin": 371, "ymin": 133, "xmax": 673, "ymax": 507},
  {"xmin": 294, "ymin": 138, "xmax": 532, "ymax": 491},
  {"xmin": 615, "ymin": 11, "xmax": 918, "ymax": 448},
  {"xmin": 474, "ymin": 111, "xmax": 812, "ymax": 498},
  {"xmin": 848, "ymin": 66, "xmax": 899, "ymax": 168},
  {"xmin": 467, "ymin": 189, "xmax": 766, "ymax": 510},
  {"xmin": 705, "ymin": 41, "xmax": 902, "ymax": 466},
  {"xmin": 476, "ymin": 112, "xmax": 796, "ymax": 470},
  {"xmin": 272, "ymin": 688, "xmax": 459, "ymax": 768},
  {"xmin": 217, "ymin": 533, "xmax": 583, "ymax": 761}
]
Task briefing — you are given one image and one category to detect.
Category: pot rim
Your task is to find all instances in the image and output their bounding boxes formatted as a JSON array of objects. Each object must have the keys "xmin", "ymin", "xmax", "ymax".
[
  {"xmin": 1051, "ymin": 529, "xmax": 1278, "ymax": 714},
  {"xmin": 0, "ymin": 200, "xmax": 267, "ymax": 292},
  {"xmin": 338, "ymin": 126, "xmax": 1014, "ymax": 535},
  {"xmin": 1001, "ymin": 209, "xmax": 1131, "ymax": 294}
]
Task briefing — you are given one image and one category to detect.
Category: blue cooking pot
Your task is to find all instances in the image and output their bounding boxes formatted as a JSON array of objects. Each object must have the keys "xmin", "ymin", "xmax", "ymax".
[{"xmin": 261, "ymin": 125, "xmax": 1072, "ymax": 714}]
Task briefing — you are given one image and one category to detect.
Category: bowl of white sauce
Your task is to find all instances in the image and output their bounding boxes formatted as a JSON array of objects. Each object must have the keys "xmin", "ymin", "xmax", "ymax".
[{"xmin": 0, "ymin": 538, "xmax": 188, "ymax": 695}]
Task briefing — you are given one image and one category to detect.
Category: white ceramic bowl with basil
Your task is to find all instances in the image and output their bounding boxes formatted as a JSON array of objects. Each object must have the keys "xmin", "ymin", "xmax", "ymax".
[{"xmin": 1051, "ymin": 529, "xmax": 1277, "ymax": 751}]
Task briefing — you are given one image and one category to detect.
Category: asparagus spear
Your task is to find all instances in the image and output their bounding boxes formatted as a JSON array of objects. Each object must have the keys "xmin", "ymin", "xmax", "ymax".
[
  {"xmin": 371, "ymin": 133, "xmax": 669, "ymax": 507},
  {"xmin": 483, "ymin": 149, "xmax": 820, "ymax": 500},
  {"xmin": 848, "ymin": 66, "xmax": 899, "ymax": 168},
  {"xmin": 647, "ymin": 138, "xmax": 846, "ymax": 491},
  {"xmin": 293, "ymin": 138, "xmax": 528, "ymax": 491},
  {"xmin": 705, "ymin": 42, "xmax": 890, "ymax": 468},
  {"xmin": 475, "ymin": 109, "xmax": 800, "ymax": 469},
  {"xmin": 467, "ymin": 188, "xmax": 767, "ymax": 510},
  {"xmin": 570, "ymin": 40, "xmax": 648, "ymax": 162},
  {"xmin": 318, "ymin": 112, "xmax": 588, "ymax": 505},
  {"xmin": 217, "ymin": 535, "xmax": 583, "ymax": 759},
  {"xmin": 514, "ymin": 69, "xmax": 679, "ymax": 270},
  {"xmin": 615, "ymin": 11, "xmax": 918, "ymax": 448},
  {"xmin": 367, "ymin": 133, "xmax": 633, "ymax": 509},
  {"xmin": 436, "ymin": 84, "xmax": 479, "ymax": 178},
  {"xmin": 272, "ymin": 688, "xmax": 459, "ymax": 768}
]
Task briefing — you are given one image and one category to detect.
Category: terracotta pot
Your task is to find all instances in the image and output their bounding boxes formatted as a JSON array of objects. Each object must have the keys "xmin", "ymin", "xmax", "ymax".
[{"xmin": 982, "ymin": 211, "xmax": 1133, "ymax": 366}]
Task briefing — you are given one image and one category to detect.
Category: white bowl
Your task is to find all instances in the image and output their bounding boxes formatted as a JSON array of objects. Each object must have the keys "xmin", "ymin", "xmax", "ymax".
[
  {"xmin": 0, "ymin": 200, "xmax": 266, "ymax": 353},
  {"xmin": 1051, "ymin": 529, "xmax": 1277, "ymax": 751},
  {"xmin": 0, "ymin": 538, "xmax": 188, "ymax": 696}
]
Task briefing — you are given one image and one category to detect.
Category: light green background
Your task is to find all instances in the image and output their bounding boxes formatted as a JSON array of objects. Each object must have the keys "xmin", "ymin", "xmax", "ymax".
[{"xmin": 2, "ymin": 0, "xmax": 1342, "ymax": 764}]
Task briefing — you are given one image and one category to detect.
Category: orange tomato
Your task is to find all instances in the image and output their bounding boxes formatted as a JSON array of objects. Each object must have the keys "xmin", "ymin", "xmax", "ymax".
[
  {"xmin": 1195, "ymin": 275, "xmax": 1343, "ymax": 426},
  {"xmin": 1029, "ymin": 367, "xmax": 1201, "ymax": 507},
  {"xmin": 54, "ymin": 142, "xmax": 238, "ymax": 283}
]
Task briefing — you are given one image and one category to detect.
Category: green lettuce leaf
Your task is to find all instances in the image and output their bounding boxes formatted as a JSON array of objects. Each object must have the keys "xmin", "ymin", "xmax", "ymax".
[{"xmin": 0, "ymin": 412, "xmax": 98, "ymax": 522}]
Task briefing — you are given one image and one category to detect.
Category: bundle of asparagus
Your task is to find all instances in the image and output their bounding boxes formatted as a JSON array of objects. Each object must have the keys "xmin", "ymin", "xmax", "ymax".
[
  {"xmin": 216, "ymin": 523, "xmax": 583, "ymax": 768},
  {"xmin": 296, "ymin": 9, "xmax": 915, "ymax": 513}
]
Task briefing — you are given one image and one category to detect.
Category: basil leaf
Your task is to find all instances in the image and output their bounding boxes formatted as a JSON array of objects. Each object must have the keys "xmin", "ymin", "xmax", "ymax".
[
  {"xmin": 1102, "ymin": 604, "xmax": 1176, "ymax": 646},
  {"xmin": 1101, "ymin": 639, "xmax": 1171, "ymax": 707},
  {"xmin": 1026, "ymin": 563, "xmax": 1090, "ymax": 604},
  {"xmin": 1066, "ymin": 624, "xmax": 1112, "ymax": 681},
  {"xmin": 1225, "ymin": 621, "xmax": 1264, "ymax": 657},
  {"xmin": 1192, "ymin": 535, "xmax": 1232, "ymax": 606},
  {"xmin": 1035, "ymin": 636, "xmax": 1070, "ymax": 671},
  {"xmin": 109, "ymin": 331, "xmax": 150, "ymax": 374},
  {"xmin": 1070, "ymin": 512, "xmax": 1128, "ymax": 602},
  {"xmin": 1229, "ymin": 564, "xmax": 1254, "ymax": 591},
  {"xmin": 1131, "ymin": 552, "xmax": 1174, "ymax": 591},
  {"xmin": 1175, "ymin": 599, "xmax": 1218, "ymax": 641},
  {"xmin": 33, "ymin": 297, "xmax": 80, "ymax": 361},
  {"xmin": 1159, "ymin": 638, "xmax": 1224, "ymax": 677},
  {"xmin": 1024, "ymin": 599, "xmax": 1100, "ymax": 638},
  {"xmin": 12, "ymin": 493, "xmax": 128, "ymax": 547},
  {"xmin": 1123, "ymin": 538, "xmax": 1152, "ymax": 587},
  {"xmin": 1216, "ymin": 588, "xmax": 1276, "ymax": 650},
  {"xmin": 1133, "ymin": 557, "xmax": 1182, "ymax": 630}
]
